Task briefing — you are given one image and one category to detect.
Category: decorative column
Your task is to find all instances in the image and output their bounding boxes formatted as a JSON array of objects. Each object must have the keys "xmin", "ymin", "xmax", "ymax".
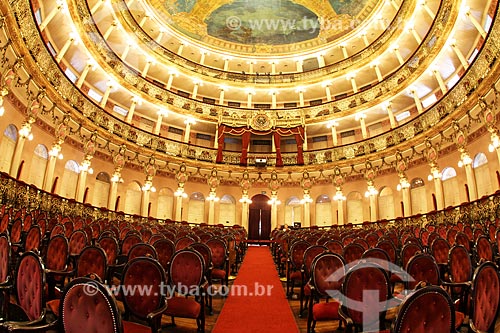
[
  {"xmin": 141, "ymin": 157, "xmax": 157, "ymax": 217},
  {"xmin": 364, "ymin": 161, "xmax": 378, "ymax": 222},
  {"xmin": 141, "ymin": 58, "xmax": 155, "ymax": 77},
  {"xmin": 122, "ymin": 41, "xmax": 134, "ymax": 61},
  {"xmin": 395, "ymin": 152, "xmax": 411, "ymax": 216},
  {"xmin": 371, "ymin": 62, "xmax": 383, "ymax": 82},
  {"xmin": 177, "ymin": 43, "xmax": 185, "ymax": 56},
  {"xmin": 125, "ymin": 96, "xmax": 141, "ymax": 123},
  {"xmin": 270, "ymin": 90, "xmax": 277, "ymax": 108},
  {"xmin": 166, "ymin": 70, "xmax": 178, "ymax": 89},
  {"xmin": 174, "ymin": 164, "xmax": 189, "ymax": 221},
  {"xmin": 327, "ymin": 121, "xmax": 338, "ymax": 146},
  {"xmin": 90, "ymin": 0, "xmax": 105, "ymax": 14},
  {"xmin": 407, "ymin": 25, "xmax": 422, "ymax": 44},
  {"xmin": 239, "ymin": 170, "xmax": 252, "ymax": 229},
  {"xmin": 340, "ymin": 44, "xmax": 348, "ymax": 59},
  {"xmin": 218, "ymin": 86, "xmax": 227, "ymax": 105},
  {"xmin": 183, "ymin": 118, "xmax": 196, "ymax": 143},
  {"xmin": 156, "ymin": 28, "xmax": 166, "ymax": 43},
  {"xmin": 56, "ymin": 33, "xmax": 77, "ymax": 63},
  {"xmin": 270, "ymin": 61, "xmax": 277, "ymax": 74},
  {"xmin": 108, "ymin": 145, "xmax": 126, "ymax": 210},
  {"xmin": 100, "ymin": 80, "xmax": 115, "ymax": 108},
  {"xmin": 385, "ymin": 102, "xmax": 397, "ymax": 128},
  {"xmin": 453, "ymin": 121, "xmax": 477, "ymax": 201},
  {"xmin": 356, "ymin": 113, "xmax": 368, "ymax": 139},
  {"xmin": 323, "ymin": 81, "xmax": 332, "ymax": 101},
  {"xmin": 103, "ymin": 21, "xmax": 117, "ymax": 40},
  {"xmin": 191, "ymin": 81, "xmax": 200, "ymax": 99},
  {"xmin": 361, "ymin": 33, "xmax": 369, "ymax": 47},
  {"xmin": 463, "ymin": 6, "xmax": 487, "ymax": 38},
  {"xmin": 154, "ymin": 109, "xmax": 168, "ymax": 135},
  {"xmin": 246, "ymin": 90, "xmax": 255, "ymax": 108},
  {"xmin": 420, "ymin": 1, "xmax": 436, "ymax": 20},
  {"xmin": 296, "ymin": 87, "xmax": 305, "ymax": 107},
  {"xmin": 75, "ymin": 132, "xmax": 97, "ymax": 202},
  {"xmin": 392, "ymin": 45, "xmax": 405, "ymax": 65},
  {"xmin": 449, "ymin": 40, "xmax": 469, "ymax": 69},
  {"xmin": 332, "ymin": 167, "xmax": 346, "ymax": 225},
  {"xmin": 316, "ymin": 54, "xmax": 325, "ymax": 68},
  {"xmin": 431, "ymin": 69, "xmax": 448, "ymax": 95},
  {"xmin": 481, "ymin": 98, "xmax": 500, "ymax": 166},
  {"xmin": 409, "ymin": 89, "xmax": 424, "ymax": 113},
  {"xmin": 267, "ymin": 171, "xmax": 281, "ymax": 230},
  {"xmin": 10, "ymin": 95, "xmax": 42, "ymax": 177},
  {"xmin": 300, "ymin": 171, "xmax": 314, "ymax": 227},
  {"xmin": 43, "ymin": 116, "xmax": 70, "ymax": 192},
  {"xmin": 348, "ymin": 74, "xmax": 358, "ymax": 93},
  {"xmin": 296, "ymin": 59, "xmax": 303, "ymax": 72},
  {"xmin": 76, "ymin": 60, "xmax": 97, "ymax": 88},
  {"xmin": 206, "ymin": 169, "xmax": 220, "ymax": 225},
  {"xmin": 199, "ymin": 51, "xmax": 208, "ymax": 66},
  {"xmin": 40, "ymin": 1, "xmax": 65, "ymax": 31},
  {"xmin": 425, "ymin": 138, "xmax": 444, "ymax": 210}
]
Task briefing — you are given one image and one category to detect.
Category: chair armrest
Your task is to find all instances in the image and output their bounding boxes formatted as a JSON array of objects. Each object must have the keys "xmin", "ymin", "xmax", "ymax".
[
  {"xmin": 441, "ymin": 281, "xmax": 472, "ymax": 288},
  {"xmin": 146, "ymin": 300, "xmax": 168, "ymax": 322},
  {"xmin": 45, "ymin": 269, "xmax": 74, "ymax": 277},
  {"xmin": 0, "ymin": 277, "xmax": 12, "ymax": 289},
  {"xmin": 338, "ymin": 307, "xmax": 354, "ymax": 331}
]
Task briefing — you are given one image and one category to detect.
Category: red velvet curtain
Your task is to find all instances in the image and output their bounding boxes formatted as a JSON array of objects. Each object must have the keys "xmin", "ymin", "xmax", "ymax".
[
  {"xmin": 294, "ymin": 126, "xmax": 304, "ymax": 165},
  {"xmin": 273, "ymin": 132, "xmax": 283, "ymax": 167},
  {"xmin": 216, "ymin": 124, "xmax": 225, "ymax": 163},
  {"xmin": 215, "ymin": 125, "xmax": 304, "ymax": 166},
  {"xmin": 240, "ymin": 131, "xmax": 251, "ymax": 166}
]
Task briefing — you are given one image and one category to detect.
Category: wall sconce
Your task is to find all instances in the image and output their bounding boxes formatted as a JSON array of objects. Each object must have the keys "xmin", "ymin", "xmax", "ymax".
[
  {"xmin": 333, "ymin": 190, "xmax": 346, "ymax": 201},
  {"xmin": 267, "ymin": 197, "xmax": 281, "ymax": 205},
  {"xmin": 142, "ymin": 182, "xmax": 156, "ymax": 193},
  {"xmin": 239, "ymin": 197, "xmax": 252, "ymax": 204},
  {"xmin": 365, "ymin": 186, "xmax": 378, "ymax": 197},
  {"xmin": 174, "ymin": 188, "xmax": 187, "ymax": 198}
]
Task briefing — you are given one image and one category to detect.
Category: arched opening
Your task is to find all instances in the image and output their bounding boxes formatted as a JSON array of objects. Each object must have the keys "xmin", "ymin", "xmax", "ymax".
[{"xmin": 248, "ymin": 194, "xmax": 271, "ymax": 241}]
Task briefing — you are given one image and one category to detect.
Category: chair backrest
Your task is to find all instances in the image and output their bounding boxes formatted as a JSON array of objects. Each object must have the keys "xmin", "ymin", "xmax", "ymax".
[
  {"xmin": 324, "ymin": 240, "xmax": 343, "ymax": 254},
  {"xmin": 0, "ymin": 233, "xmax": 10, "ymax": 283},
  {"xmin": 206, "ymin": 238, "xmax": 227, "ymax": 269},
  {"xmin": 169, "ymin": 249, "xmax": 205, "ymax": 295},
  {"xmin": 0, "ymin": 214, "xmax": 9, "ymax": 233},
  {"xmin": 22, "ymin": 214, "xmax": 32, "ymax": 232},
  {"xmin": 128, "ymin": 242, "xmax": 158, "ymax": 260},
  {"xmin": 341, "ymin": 261, "xmax": 391, "ymax": 331},
  {"xmin": 153, "ymin": 238, "xmax": 175, "ymax": 270},
  {"xmin": 50, "ymin": 224, "xmax": 66, "ymax": 239},
  {"xmin": 392, "ymin": 286, "xmax": 455, "ymax": 333},
  {"xmin": 69, "ymin": 230, "xmax": 89, "ymax": 256},
  {"xmin": 342, "ymin": 243, "xmax": 365, "ymax": 264},
  {"xmin": 122, "ymin": 256, "xmax": 167, "ymax": 320},
  {"xmin": 189, "ymin": 242, "xmax": 212, "ymax": 273},
  {"xmin": 16, "ymin": 251, "xmax": 45, "ymax": 321},
  {"xmin": 405, "ymin": 253, "xmax": 440, "ymax": 290},
  {"xmin": 121, "ymin": 234, "xmax": 142, "ymax": 255},
  {"xmin": 455, "ymin": 232, "xmax": 471, "ymax": 252},
  {"xmin": 375, "ymin": 239, "xmax": 397, "ymax": 263},
  {"xmin": 401, "ymin": 242, "xmax": 422, "ymax": 269},
  {"xmin": 10, "ymin": 218, "xmax": 22, "ymax": 243},
  {"xmin": 361, "ymin": 248, "xmax": 391, "ymax": 272},
  {"xmin": 175, "ymin": 236, "xmax": 195, "ymax": 251},
  {"xmin": 288, "ymin": 240, "xmax": 310, "ymax": 271},
  {"xmin": 98, "ymin": 236, "xmax": 119, "ymax": 265},
  {"xmin": 60, "ymin": 277, "xmax": 122, "ymax": 333},
  {"xmin": 474, "ymin": 235, "xmax": 493, "ymax": 262},
  {"xmin": 430, "ymin": 237, "xmax": 450, "ymax": 265},
  {"xmin": 25, "ymin": 225, "xmax": 42, "ymax": 253},
  {"xmin": 448, "ymin": 245, "xmax": 472, "ymax": 284},
  {"xmin": 45, "ymin": 234, "xmax": 69, "ymax": 271},
  {"xmin": 470, "ymin": 261, "xmax": 500, "ymax": 332},
  {"xmin": 303, "ymin": 245, "xmax": 327, "ymax": 278},
  {"xmin": 77, "ymin": 246, "xmax": 107, "ymax": 280},
  {"xmin": 310, "ymin": 252, "xmax": 345, "ymax": 297}
]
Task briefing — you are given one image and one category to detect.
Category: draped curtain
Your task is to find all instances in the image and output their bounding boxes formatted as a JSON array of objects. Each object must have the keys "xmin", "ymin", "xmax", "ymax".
[{"xmin": 215, "ymin": 125, "xmax": 305, "ymax": 166}]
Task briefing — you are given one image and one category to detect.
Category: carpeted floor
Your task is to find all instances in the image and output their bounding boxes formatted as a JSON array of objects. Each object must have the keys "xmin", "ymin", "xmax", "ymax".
[{"xmin": 212, "ymin": 246, "xmax": 300, "ymax": 333}]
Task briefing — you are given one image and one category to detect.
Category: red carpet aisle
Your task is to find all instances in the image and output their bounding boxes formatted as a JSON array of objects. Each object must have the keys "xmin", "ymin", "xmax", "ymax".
[{"xmin": 212, "ymin": 246, "xmax": 299, "ymax": 333}]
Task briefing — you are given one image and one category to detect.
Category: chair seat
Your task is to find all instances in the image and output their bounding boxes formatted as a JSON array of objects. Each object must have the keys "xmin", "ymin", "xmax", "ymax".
[
  {"xmin": 289, "ymin": 271, "xmax": 302, "ymax": 281},
  {"xmin": 313, "ymin": 301, "xmax": 340, "ymax": 321},
  {"xmin": 304, "ymin": 283, "xmax": 311, "ymax": 296},
  {"xmin": 163, "ymin": 297, "xmax": 201, "ymax": 318},
  {"xmin": 211, "ymin": 268, "xmax": 226, "ymax": 280},
  {"xmin": 123, "ymin": 320, "xmax": 152, "ymax": 333},
  {"xmin": 455, "ymin": 311, "xmax": 465, "ymax": 329},
  {"xmin": 46, "ymin": 299, "xmax": 60, "ymax": 317}
]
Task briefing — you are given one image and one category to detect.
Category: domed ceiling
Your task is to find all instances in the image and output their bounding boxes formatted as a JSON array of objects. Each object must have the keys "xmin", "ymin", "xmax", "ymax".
[{"xmin": 145, "ymin": 0, "xmax": 380, "ymax": 53}]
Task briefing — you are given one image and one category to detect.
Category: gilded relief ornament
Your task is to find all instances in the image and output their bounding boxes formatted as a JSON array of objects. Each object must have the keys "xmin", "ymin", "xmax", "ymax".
[
  {"xmin": 176, "ymin": 163, "xmax": 189, "ymax": 186},
  {"xmin": 268, "ymin": 170, "xmax": 281, "ymax": 194},
  {"xmin": 240, "ymin": 170, "xmax": 252, "ymax": 194},
  {"xmin": 301, "ymin": 171, "xmax": 313, "ymax": 192},
  {"xmin": 207, "ymin": 168, "xmax": 220, "ymax": 190},
  {"xmin": 252, "ymin": 111, "xmax": 272, "ymax": 131},
  {"xmin": 113, "ymin": 145, "xmax": 127, "ymax": 170},
  {"xmin": 332, "ymin": 166, "xmax": 345, "ymax": 188}
]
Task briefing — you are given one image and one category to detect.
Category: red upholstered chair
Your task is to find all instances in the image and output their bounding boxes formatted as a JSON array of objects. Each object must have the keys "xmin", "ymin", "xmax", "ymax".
[
  {"xmin": 23, "ymin": 225, "xmax": 42, "ymax": 253},
  {"xmin": 339, "ymin": 261, "xmax": 392, "ymax": 333},
  {"xmin": 430, "ymin": 237, "xmax": 450, "ymax": 279},
  {"xmin": 474, "ymin": 235, "xmax": 493, "ymax": 263},
  {"xmin": 405, "ymin": 253, "xmax": 440, "ymax": 291},
  {"xmin": 148, "ymin": 233, "xmax": 164, "ymax": 245},
  {"xmin": 400, "ymin": 242, "xmax": 422, "ymax": 269},
  {"xmin": 375, "ymin": 239, "xmax": 397, "ymax": 264},
  {"xmin": 59, "ymin": 277, "xmax": 152, "ymax": 333},
  {"xmin": 9, "ymin": 218, "xmax": 22, "ymax": 255},
  {"xmin": 286, "ymin": 240, "xmax": 310, "ymax": 297},
  {"xmin": 444, "ymin": 245, "xmax": 472, "ymax": 314},
  {"xmin": 120, "ymin": 234, "xmax": 142, "ymax": 258},
  {"xmin": 206, "ymin": 237, "xmax": 229, "ymax": 286},
  {"xmin": 300, "ymin": 245, "xmax": 327, "ymax": 317},
  {"xmin": 0, "ymin": 234, "xmax": 11, "ymax": 321},
  {"xmin": 0, "ymin": 252, "xmax": 56, "ymax": 331},
  {"xmin": 76, "ymin": 245, "xmax": 108, "ymax": 281},
  {"xmin": 127, "ymin": 243, "xmax": 158, "ymax": 261},
  {"xmin": 365, "ymin": 232, "xmax": 379, "ymax": 248},
  {"xmin": 121, "ymin": 257, "xmax": 168, "ymax": 332},
  {"xmin": 465, "ymin": 261, "xmax": 500, "ymax": 333},
  {"xmin": 342, "ymin": 243, "xmax": 365, "ymax": 264},
  {"xmin": 391, "ymin": 286, "xmax": 456, "ymax": 333},
  {"xmin": 307, "ymin": 252, "xmax": 345, "ymax": 333},
  {"xmin": 68, "ymin": 230, "xmax": 89, "ymax": 269},
  {"xmin": 455, "ymin": 232, "xmax": 471, "ymax": 252},
  {"xmin": 163, "ymin": 249, "xmax": 206, "ymax": 332},
  {"xmin": 189, "ymin": 242, "xmax": 214, "ymax": 313},
  {"xmin": 324, "ymin": 240, "xmax": 343, "ymax": 255},
  {"xmin": 45, "ymin": 235, "xmax": 72, "ymax": 300},
  {"xmin": 50, "ymin": 224, "xmax": 65, "ymax": 239},
  {"xmin": 152, "ymin": 238, "xmax": 175, "ymax": 271},
  {"xmin": 175, "ymin": 235, "xmax": 195, "ymax": 251},
  {"xmin": 0, "ymin": 215, "xmax": 8, "ymax": 234}
]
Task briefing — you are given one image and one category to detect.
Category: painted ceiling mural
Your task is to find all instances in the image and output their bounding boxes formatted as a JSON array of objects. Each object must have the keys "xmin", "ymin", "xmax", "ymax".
[{"xmin": 155, "ymin": 0, "xmax": 373, "ymax": 45}]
